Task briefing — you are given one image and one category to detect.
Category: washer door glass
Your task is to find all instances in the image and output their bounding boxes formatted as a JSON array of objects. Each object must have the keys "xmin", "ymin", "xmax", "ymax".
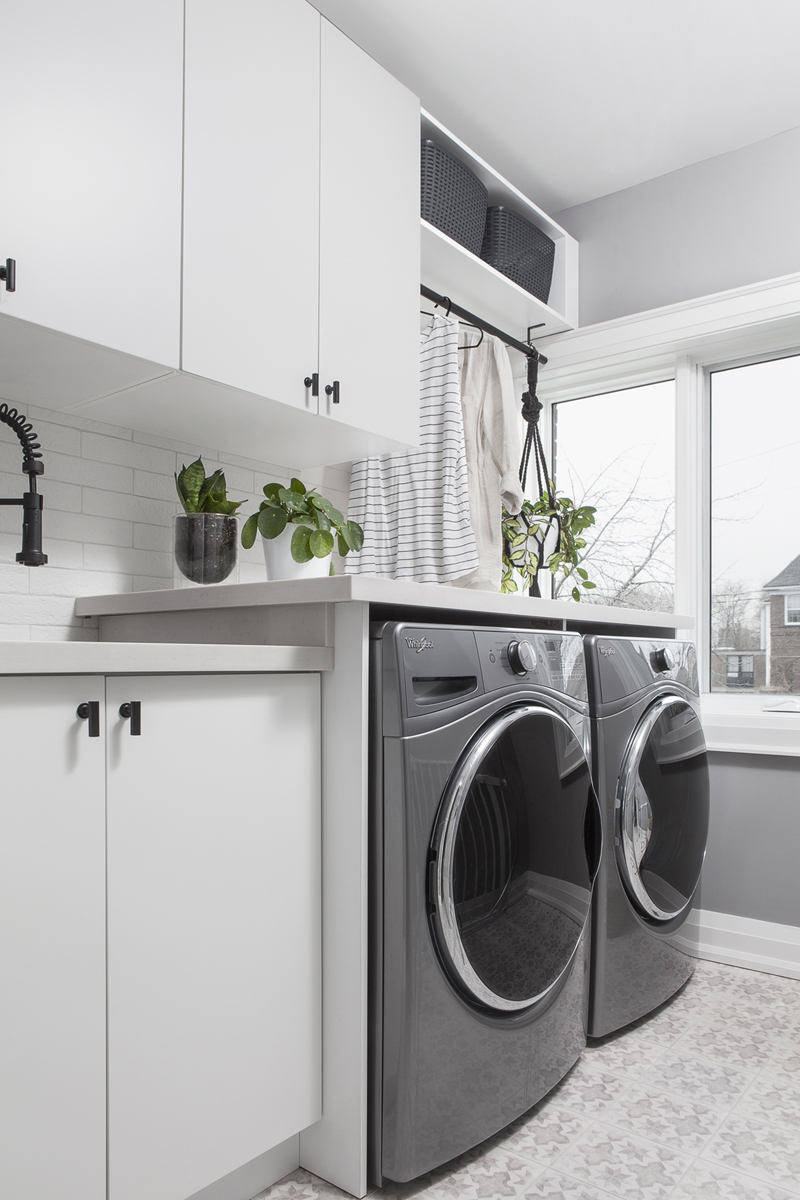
[
  {"xmin": 431, "ymin": 704, "xmax": 596, "ymax": 1012},
  {"xmin": 617, "ymin": 696, "xmax": 710, "ymax": 922}
]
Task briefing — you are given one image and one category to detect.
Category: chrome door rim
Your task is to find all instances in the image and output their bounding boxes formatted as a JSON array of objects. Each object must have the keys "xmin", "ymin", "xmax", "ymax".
[
  {"xmin": 617, "ymin": 693, "xmax": 704, "ymax": 922},
  {"xmin": 433, "ymin": 703, "xmax": 591, "ymax": 1012}
]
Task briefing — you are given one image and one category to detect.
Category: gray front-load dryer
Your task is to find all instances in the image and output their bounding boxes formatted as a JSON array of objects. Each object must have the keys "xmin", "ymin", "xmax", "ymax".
[
  {"xmin": 583, "ymin": 635, "xmax": 710, "ymax": 1038},
  {"xmin": 369, "ymin": 623, "xmax": 602, "ymax": 1185}
]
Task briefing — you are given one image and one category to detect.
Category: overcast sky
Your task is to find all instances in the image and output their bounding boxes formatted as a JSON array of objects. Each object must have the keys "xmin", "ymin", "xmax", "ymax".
[{"xmin": 711, "ymin": 353, "xmax": 800, "ymax": 596}]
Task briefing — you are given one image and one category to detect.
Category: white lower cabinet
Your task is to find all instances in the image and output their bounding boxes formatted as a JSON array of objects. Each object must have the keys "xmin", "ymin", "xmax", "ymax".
[{"xmin": 0, "ymin": 672, "xmax": 321, "ymax": 1200}]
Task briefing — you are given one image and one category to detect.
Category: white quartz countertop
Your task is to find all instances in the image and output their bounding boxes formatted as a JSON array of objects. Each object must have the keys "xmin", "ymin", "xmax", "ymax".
[
  {"xmin": 0, "ymin": 641, "xmax": 333, "ymax": 676},
  {"xmin": 75, "ymin": 575, "xmax": 692, "ymax": 630}
]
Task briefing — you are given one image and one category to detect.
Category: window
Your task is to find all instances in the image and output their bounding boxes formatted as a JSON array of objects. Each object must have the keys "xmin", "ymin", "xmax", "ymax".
[
  {"xmin": 711, "ymin": 353, "xmax": 800, "ymax": 694},
  {"xmin": 552, "ymin": 380, "xmax": 675, "ymax": 611}
]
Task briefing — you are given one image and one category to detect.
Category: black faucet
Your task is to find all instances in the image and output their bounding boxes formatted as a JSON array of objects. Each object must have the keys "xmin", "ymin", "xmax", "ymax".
[{"xmin": 0, "ymin": 404, "xmax": 47, "ymax": 565}]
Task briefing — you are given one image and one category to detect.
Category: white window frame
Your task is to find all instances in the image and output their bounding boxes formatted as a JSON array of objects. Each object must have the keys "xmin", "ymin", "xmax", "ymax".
[
  {"xmin": 786, "ymin": 594, "xmax": 800, "ymax": 624},
  {"xmin": 532, "ymin": 271, "xmax": 800, "ymax": 756}
]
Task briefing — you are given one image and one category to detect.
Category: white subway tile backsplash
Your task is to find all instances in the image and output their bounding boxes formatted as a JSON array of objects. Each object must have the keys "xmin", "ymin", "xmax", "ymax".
[
  {"xmin": 81, "ymin": 432, "xmax": 176, "ymax": 474},
  {"xmin": 0, "ymin": 403, "xmax": 304, "ymax": 639}
]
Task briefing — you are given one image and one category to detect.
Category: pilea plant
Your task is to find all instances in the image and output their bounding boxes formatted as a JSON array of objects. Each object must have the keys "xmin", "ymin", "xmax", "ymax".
[
  {"xmin": 241, "ymin": 477, "xmax": 364, "ymax": 564},
  {"xmin": 174, "ymin": 457, "xmax": 244, "ymax": 516},
  {"xmin": 501, "ymin": 491, "xmax": 597, "ymax": 600}
]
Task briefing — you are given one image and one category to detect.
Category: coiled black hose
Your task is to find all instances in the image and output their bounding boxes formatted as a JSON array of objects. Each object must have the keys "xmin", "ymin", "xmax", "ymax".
[{"xmin": 0, "ymin": 403, "xmax": 43, "ymax": 475}]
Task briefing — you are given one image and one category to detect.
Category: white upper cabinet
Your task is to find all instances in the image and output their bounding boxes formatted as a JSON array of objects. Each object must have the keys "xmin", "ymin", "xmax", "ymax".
[
  {"xmin": 182, "ymin": 2, "xmax": 420, "ymax": 448},
  {"xmin": 182, "ymin": 0, "xmax": 321, "ymax": 414},
  {"xmin": 318, "ymin": 19, "xmax": 420, "ymax": 446},
  {"xmin": 1, "ymin": 0, "xmax": 184, "ymax": 367}
]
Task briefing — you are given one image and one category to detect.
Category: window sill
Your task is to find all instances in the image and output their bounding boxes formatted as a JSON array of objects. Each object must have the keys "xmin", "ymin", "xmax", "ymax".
[{"xmin": 701, "ymin": 694, "xmax": 800, "ymax": 757}]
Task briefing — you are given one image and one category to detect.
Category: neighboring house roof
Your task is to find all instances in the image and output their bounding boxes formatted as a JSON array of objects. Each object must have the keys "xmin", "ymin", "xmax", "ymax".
[{"xmin": 765, "ymin": 552, "xmax": 800, "ymax": 589}]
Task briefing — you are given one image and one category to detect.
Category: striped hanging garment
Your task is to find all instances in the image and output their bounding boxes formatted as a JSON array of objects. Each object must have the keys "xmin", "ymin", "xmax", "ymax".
[{"xmin": 345, "ymin": 314, "xmax": 479, "ymax": 582}]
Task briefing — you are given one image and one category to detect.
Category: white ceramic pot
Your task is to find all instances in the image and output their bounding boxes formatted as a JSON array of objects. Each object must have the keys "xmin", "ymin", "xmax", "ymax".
[{"xmin": 262, "ymin": 526, "xmax": 331, "ymax": 581}]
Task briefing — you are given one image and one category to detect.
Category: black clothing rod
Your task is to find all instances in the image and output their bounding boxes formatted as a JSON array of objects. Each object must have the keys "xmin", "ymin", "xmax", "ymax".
[{"xmin": 420, "ymin": 285, "xmax": 547, "ymax": 364}]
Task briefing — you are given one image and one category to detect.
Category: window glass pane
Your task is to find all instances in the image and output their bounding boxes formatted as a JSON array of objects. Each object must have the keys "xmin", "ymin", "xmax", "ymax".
[
  {"xmin": 711, "ymin": 354, "xmax": 800, "ymax": 694},
  {"xmin": 552, "ymin": 381, "xmax": 675, "ymax": 610}
]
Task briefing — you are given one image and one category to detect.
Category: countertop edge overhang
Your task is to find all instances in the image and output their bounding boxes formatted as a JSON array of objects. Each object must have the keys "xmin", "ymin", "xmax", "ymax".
[
  {"xmin": 74, "ymin": 575, "xmax": 692, "ymax": 631},
  {"xmin": 0, "ymin": 642, "xmax": 333, "ymax": 676}
]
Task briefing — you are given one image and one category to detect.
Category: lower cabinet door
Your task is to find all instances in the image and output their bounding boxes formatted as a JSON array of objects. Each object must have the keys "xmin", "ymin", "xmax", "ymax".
[
  {"xmin": 106, "ymin": 673, "xmax": 321, "ymax": 1200},
  {"xmin": 0, "ymin": 675, "xmax": 106, "ymax": 1200}
]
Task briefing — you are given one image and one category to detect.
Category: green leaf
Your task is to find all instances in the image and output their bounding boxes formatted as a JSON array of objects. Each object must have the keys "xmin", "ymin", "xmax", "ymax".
[
  {"xmin": 258, "ymin": 506, "xmax": 288, "ymax": 539},
  {"xmin": 289, "ymin": 477, "xmax": 307, "ymax": 495},
  {"xmin": 309, "ymin": 528, "xmax": 334, "ymax": 558},
  {"xmin": 198, "ymin": 468, "xmax": 225, "ymax": 508},
  {"xmin": 241, "ymin": 512, "xmax": 259, "ymax": 549},
  {"xmin": 176, "ymin": 458, "xmax": 205, "ymax": 512},
  {"xmin": 577, "ymin": 567, "xmax": 588, "ymax": 580},
  {"xmin": 291, "ymin": 524, "xmax": 313, "ymax": 563},
  {"xmin": 263, "ymin": 482, "xmax": 283, "ymax": 501},
  {"xmin": 204, "ymin": 497, "xmax": 242, "ymax": 515},
  {"xmin": 572, "ymin": 586, "xmax": 581, "ymax": 601},
  {"xmin": 278, "ymin": 487, "xmax": 306, "ymax": 512},
  {"xmin": 345, "ymin": 520, "xmax": 363, "ymax": 552},
  {"xmin": 310, "ymin": 494, "xmax": 344, "ymax": 526},
  {"xmin": 313, "ymin": 508, "xmax": 331, "ymax": 532},
  {"xmin": 582, "ymin": 580, "xmax": 597, "ymax": 589}
]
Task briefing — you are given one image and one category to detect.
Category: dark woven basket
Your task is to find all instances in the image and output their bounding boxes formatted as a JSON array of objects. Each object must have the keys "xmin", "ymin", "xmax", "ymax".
[
  {"xmin": 480, "ymin": 205, "xmax": 556, "ymax": 303},
  {"xmin": 421, "ymin": 139, "xmax": 488, "ymax": 256}
]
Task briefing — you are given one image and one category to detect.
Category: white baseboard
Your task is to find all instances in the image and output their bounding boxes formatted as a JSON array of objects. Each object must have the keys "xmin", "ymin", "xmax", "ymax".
[{"xmin": 681, "ymin": 908, "xmax": 800, "ymax": 980}]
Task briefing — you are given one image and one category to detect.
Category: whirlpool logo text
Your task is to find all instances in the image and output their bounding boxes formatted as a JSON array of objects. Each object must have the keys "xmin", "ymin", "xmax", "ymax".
[{"xmin": 405, "ymin": 636, "xmax": 433, "ymax": 654}]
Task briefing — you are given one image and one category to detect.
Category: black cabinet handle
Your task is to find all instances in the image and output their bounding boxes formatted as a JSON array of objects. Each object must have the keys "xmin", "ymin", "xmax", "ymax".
[
  {"xmin": 304, "ymin": 373, "xmax": 319, "ymax": 397},
  {"xmin": 77, "ymin": 701, "xmax": 100, "ymax": 737},
  {"xmin": 325, "ymin": 380, "xmax": 340, "ymax": 404},
  {"xmin": 119, "ymin": 701, "xmax": 141, "ymax": 735},
  {"xmin": 0, "ymin": 259, "xmax": 15, "ymax": 292}
]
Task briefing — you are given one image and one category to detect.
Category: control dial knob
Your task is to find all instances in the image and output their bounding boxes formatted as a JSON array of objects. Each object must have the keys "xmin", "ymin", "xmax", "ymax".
[
  {"xmin": 651, "ymin": 646, "xmax": 675, "ymax": 673},
  {"xmin": 507, "ymin": 639, "xmax": 536, "ymax": 675}
]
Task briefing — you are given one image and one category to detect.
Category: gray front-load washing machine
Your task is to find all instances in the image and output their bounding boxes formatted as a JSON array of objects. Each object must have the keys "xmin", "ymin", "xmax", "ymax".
[
  {"xmin": 583, "ymin": 635, "xmax": 710, "ymax": 1037},
  {"xmin": 369, "ymin": 622, "xmax": 602, "ymax": 1185}
]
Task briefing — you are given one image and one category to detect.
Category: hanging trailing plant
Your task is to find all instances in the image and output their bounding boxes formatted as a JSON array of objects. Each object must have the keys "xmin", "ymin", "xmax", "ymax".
[
  {"xmin": 502, "ymin": 351, "xmax": 596, "ymax": 599},
  {"xmin": 501, "ymin": 491, "xmax": 597, "ymax": 599}
]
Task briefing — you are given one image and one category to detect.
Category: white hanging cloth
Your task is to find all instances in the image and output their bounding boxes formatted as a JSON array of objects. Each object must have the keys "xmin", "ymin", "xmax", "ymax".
[
  {"xmin": 345, "ymin": 314, "xmax": 479, "ymax": 583},
  {"xmin": 451, "ymin": 328, "xmax": 524, "ymax": 591}
]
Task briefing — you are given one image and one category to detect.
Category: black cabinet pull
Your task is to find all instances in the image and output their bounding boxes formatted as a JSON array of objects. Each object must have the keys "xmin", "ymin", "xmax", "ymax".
[
  {"xmin": 77, "ymin": 701, "xmax": 100, "ymax": 737},
  {"xmin": 119, "ymin": 701, "xmax": 141, "ymax": 735},
  {"xmin": 325, "ymin": 380, "xmax": 340, "ymax": 404},
  {"xmin": 0, "ymin": 259, "xmax": 15, "ymax": 292},
  {"xmin": 303, "ymin": 373, "xmax": 319, "ymax": 397}
]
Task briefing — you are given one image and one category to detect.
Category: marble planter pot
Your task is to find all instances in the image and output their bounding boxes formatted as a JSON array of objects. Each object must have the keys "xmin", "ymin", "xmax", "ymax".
[
  {"xmin": 174, "ymin": 513, "xmax": 238, "ymax": 585},
  {"xmin": 262, "ymin": 526, "xmax": 331, "ymax": 581}
]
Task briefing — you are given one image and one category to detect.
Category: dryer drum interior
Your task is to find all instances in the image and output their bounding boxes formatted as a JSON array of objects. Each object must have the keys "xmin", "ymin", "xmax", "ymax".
[
  {"xmin": 431, "ymin": 704, "xmax": 598, "ymax": 1012},
  {"xmin": 616, "ymin": 695, "xmax": 710, "ymax": 922}
]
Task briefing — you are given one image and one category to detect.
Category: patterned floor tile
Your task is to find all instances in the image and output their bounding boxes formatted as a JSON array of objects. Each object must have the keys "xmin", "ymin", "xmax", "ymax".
[
  {"xmin": 421, "ymin": 1146, "xmax": 542, "ymax": 1200},
  {"xmin": 604, "ymin": 1080, "xmax": 725, "ymax": 1152},
  {"xmin": 583, "ymin": 1035, "xmax": 668, "ymax": 1079},
  {"xmin": 554, "ymin": 1122, "xmax": 693, "ymax": 1199},
  {"xmin": 674, "ymin": 1023, "xmax": 774, "ymax": 1070},
  {"xmin": 639, "ymin": 1049, "xmax": 755, "ymax": 1110},
  {"xmin": 737, "ymin": 1071, "xmax": 800, "ymax": 1133},
  {"xmin": 624, "ymin": 1008, "xmax": 695, "ymax": 1048},
  {"xmin": 704, "ymin": 1112, "xmax": 800, "ymax": 1191},
  {"xmin": 671, "ymin": 1158, "xmax": 800, "ymax": 1199},
  {"xmin": 519, "ymin": 1166, "xmax": 627, "ymax": 1199},
  {"xmin": 763, "ymin": 1046, "xmax": 800, "ymax": 1078},
  {"xmin": 544, "ymin": 1061, "xmax": 631, "ymax": 1117},
  {"xmin": 491, "ymin": 1104, "xmax": 589, "ymax": 1167}
]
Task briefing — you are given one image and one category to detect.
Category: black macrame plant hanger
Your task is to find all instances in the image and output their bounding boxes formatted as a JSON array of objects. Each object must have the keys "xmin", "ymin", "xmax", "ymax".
[{"xmin": 517, "ymin": 353, "xmax": 559, "ymax": 597}]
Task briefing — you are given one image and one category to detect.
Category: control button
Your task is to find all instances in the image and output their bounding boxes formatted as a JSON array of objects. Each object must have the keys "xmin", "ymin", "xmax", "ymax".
[
  {"xmin": 507, "ymin": 639, "xmax": 535, "ymax": 675},
  {"xmin": 651, "ymin": 647, "xmax": 675, "ymax": 673},
  {"xmin": 488, "ymin": 651, "xmax": 496, "ymax": 663}
]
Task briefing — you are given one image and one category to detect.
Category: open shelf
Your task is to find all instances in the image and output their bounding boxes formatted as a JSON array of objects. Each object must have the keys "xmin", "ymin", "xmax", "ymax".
[{"xmin": 420, "ymin": 110, "xmax": 578, "ymax": 344}]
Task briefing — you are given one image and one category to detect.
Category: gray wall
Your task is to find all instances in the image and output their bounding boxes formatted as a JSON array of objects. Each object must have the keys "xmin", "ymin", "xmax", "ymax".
[
  {"xmin": 697, "ymin": 752, "xmax": 800, "ymax": 927},
  {"xmin": 554, "ymin": 125, "xmax": 800, "ymax": 327}
]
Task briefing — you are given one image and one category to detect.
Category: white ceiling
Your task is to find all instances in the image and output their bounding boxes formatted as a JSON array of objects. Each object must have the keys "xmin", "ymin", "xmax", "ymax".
[{"xmin": 312, "ymin": 0, "xmax": 800, "ymax": 214}]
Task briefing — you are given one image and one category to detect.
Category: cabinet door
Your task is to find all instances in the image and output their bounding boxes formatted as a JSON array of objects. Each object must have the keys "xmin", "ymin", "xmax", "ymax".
[
  {"xmin": 1, "ymin": 1, "xmax": 183, "ymax": 366},
  {"xmin": 0, "ymin": 675, "xmax": 106, "ymax": 1200},
  {"xmin": 106, "ymin": 673, "xmax": 321, "ymax": 1200},
  {"xmin": 183, "ymin": 0, "xmax": 321, "ymax": 413},
  {"xmin": 318, "ymin": 20, "xmax": 420, "ymax": 447}
]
